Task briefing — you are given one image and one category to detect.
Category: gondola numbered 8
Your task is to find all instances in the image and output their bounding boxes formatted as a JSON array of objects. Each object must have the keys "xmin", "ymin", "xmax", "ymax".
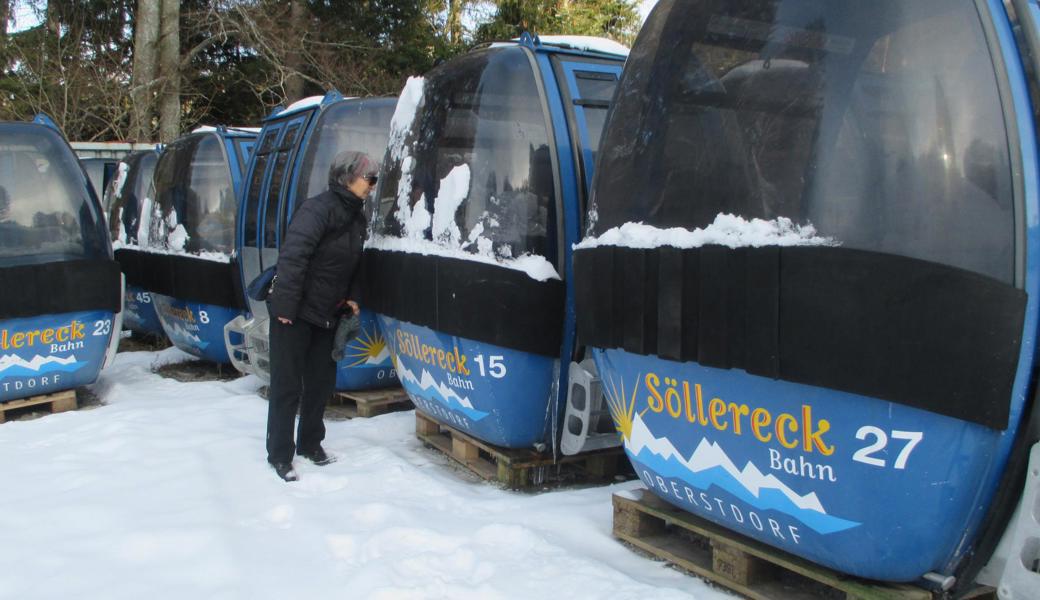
[
  {"xmin": 121, "ymin": 127, "xmax": 257, "ymax": 364},
  {"xmin": 224, "ymin": 92, "xmax": 399, "ymax": 390},
  {"xmin": 365, "ymin": 35, "xmax": 628, "ymax": 449},
  {"xmin": 573, "ymin": 0, "xmax": 1040, "ymax": 594}
]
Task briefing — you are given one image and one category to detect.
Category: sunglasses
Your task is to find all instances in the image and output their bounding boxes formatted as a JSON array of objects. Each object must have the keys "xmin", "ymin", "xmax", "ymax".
[{"xmin": 365, "ymin": 175, "xmax": 378, "ymax": 185}]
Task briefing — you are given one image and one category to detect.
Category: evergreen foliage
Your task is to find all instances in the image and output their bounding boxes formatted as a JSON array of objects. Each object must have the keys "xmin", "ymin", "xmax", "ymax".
[{"xmin": 0, "ymin": 0, "xmax": 639, "ymax": 141}]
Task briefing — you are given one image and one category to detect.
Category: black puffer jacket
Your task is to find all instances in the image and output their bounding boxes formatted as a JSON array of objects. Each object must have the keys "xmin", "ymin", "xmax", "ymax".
[{"xmin": 268, "ymin": 182, "xmax": 366, "ymax": 328}]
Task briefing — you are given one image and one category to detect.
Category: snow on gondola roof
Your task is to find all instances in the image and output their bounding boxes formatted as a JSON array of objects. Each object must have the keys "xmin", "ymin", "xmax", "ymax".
[
  {"xmin": 536, "ymin": 35, "xmax": 629, "ymax": 56},
  {"xmin": 190, "ymin": 126, "xmax": 261, "ymax": 135},
  {"xmin": 491, "ymin": 35, "xmax": 629, "ymax": 56}
]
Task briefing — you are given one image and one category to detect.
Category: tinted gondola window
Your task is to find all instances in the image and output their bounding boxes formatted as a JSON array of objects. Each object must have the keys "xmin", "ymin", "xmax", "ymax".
[
  {"xmin": 296, "ymin": 99, "xmax": 396, "ymax": 208},
  {"xmin": 570, "ymin": 69, "xmax": 619, "ymax": 180},
  {"xmin": 150, "ymin": 133, "xmax": 236, "ymax": 255},
  {"xmin": 244, "ymin": 129, "xmax": 279, "ymax": 247},
  {"xmin": 376, "ymin": 48, "xmax": 557, "ymax": 262},
  {"xmin": 263, "ymin": 122, "xmax": 302, "ymax": 247},
  {"xmin": 107, "ymin": 151, "xmax": 158, "ymax": 244},
  {"xmin": 0, "ymin": 125, "xmax": 106, "ymax": 265},
  {"xmin": 592, "ymin": 0, "xmax": 1016, "ymax": 283}
]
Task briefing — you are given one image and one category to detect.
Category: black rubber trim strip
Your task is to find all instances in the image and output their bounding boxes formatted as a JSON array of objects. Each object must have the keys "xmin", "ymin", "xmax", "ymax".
[
  {"xmin": 575, "ymin": 245, "xmax": 1026, "ymax": 430},
  {"xmin": 115, "ymin": 248, "xmax": 246, "ymax": 310},
  {"xmin": 0, "ymin": 258, "xmax": 122, "ymax": 319},
  {"xmin": 362, "ymin": 249, "xmax": 565, "ymax": 357}
]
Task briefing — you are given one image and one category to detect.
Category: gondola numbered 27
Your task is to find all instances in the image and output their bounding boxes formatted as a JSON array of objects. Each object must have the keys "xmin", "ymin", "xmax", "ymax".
[{"xmin": 573, "ymin": 0, "xmax": 1040, "ymax": 594}]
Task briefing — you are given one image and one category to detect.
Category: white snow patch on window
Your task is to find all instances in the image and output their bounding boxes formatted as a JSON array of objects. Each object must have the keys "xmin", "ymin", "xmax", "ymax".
[
  {"xmin": 403, "ymin": 192, "xmax": 431, "ymax": 239},
  {"xmin": 388, "ymin": 77, "xmax": 425, "ymax": 162},
  {"xmin": 137, "ymin": 196, "xmax": 154, "ymax": 246},
  {"xmin": 114, "ymin": 242, "xmax": 231, "ymax": 263},
  {"xmin": 110, "ymin": 161, "xmax": 130, "ymax": 198},
  {"xmin": 167, "ymin": 224, "xmax": 189, "ymax": 252},
  {"xmin": 116, "ymin": 207, "xmax": 127, "ymax": 244},
  {"xmin": 430, "ymin": 165, "xmax": 470, "ymax": 244},
  {"xmin": 576, "ymin": 214, "xmax": 838, "ymax": 250},
  {"xmin": 368, "ymin": 234, "xmax": 560, "ymax": 282}
]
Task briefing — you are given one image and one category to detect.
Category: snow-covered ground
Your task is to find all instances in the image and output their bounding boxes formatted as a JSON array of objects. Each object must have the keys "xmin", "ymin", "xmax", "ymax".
[{"xmin": 0, "ymin": 349, "xmax": 732, "ymax": 600}]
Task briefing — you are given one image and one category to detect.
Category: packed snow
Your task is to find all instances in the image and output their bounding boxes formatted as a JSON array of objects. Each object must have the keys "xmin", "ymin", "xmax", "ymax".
[
  {"xmin": 576, "ymin": 214, "xmax": 838, "ymax": 250},
  {"xmin": 368, "ymin": 234, "xmax": 560, "ymax": 283},
  {"xmin": 536, "ymin": 35, "xmax": 630, "ymax": 56},
  {"xmin": 282, "ymin": 95, "xmax": 325, "ymax": 114},
  {"xmin": 191, "ymin": 126, "xmax": 262, "ymax": 134},
  {"xmin": 0, "ymin": 348, "xmax": 732, "ymax": 599},
  {"xmin": 114, "ymin": 202, "xmax": 231, "ymax": 263}
]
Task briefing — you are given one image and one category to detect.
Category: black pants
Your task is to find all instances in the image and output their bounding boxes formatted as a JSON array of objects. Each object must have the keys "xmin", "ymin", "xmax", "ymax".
[{"xmin": 266, "ymin": 318, "xmax": 336, "ymax": 465}]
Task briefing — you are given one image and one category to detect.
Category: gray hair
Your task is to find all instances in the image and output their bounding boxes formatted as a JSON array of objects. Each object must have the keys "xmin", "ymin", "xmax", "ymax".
[{"xmin": 328, "ymin": 151, "xmax": 378, "ymax": 188}]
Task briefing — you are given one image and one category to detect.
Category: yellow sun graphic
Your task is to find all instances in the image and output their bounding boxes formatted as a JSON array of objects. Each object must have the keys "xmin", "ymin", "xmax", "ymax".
[
  {"xmin": 344, "ymin": 327, "xmax": 389, "ymax": 367},
  {"xmin": 604, "ymin": 371, "xmax": 644, "ymax": 441}
]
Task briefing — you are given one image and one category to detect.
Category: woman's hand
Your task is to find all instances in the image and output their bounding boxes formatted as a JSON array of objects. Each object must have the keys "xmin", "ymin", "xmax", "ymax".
[
  {"xmin": 346, "ymin": 300, "xmax": 359, "ymax": 316},
  {"xmin": 277, "ymin": 317, "xmax": 292, "ymax": 325}
]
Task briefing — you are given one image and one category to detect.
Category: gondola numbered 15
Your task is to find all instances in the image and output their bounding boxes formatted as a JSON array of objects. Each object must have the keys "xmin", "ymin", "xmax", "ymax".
[
  {"xmin": 573, "ymin": 0, "xmax": 1040, "ymax": 595},
  {"xmin": 0, "ymin": 115, "xmax": 122, "ymax": 403},
  {"xmin": 364, "ymin": 34, "xmax": 628, "ymax": 449},
  {"xmin": 224, "ymin": 92, "xmax": 400, "ymax": 390}
]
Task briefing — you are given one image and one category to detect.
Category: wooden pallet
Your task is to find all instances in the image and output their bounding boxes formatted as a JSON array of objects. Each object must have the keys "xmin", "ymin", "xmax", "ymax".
[
  {"xmin": 0, "ymin": 389, "xmax": 77, "ymax": 423},
  {"xmin": 612, "ymin": 489, "xmax": 996, "ymax": 600},
  {"xmin": 329, "ymin": 387, "xmax": 413, "ymax": 419},
  {"xmin": 415, "ymin": 411, "xmax": 630, "ymax": 489}
]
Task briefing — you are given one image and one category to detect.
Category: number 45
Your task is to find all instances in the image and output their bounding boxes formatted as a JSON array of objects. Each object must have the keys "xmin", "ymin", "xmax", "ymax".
[{"xmin": 853, "ymin": 426, "xmax": 923, "ymax": 470}]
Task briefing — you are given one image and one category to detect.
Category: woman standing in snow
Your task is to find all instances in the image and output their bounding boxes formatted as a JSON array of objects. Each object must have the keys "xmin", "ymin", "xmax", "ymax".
[{"xmin": 265, "ymin": 151, "xmax": 378, "ymax": 482}]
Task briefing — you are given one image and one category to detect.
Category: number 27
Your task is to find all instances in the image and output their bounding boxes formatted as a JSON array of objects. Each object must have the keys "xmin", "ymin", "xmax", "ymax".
[{"xmin": 852, "ymin": 426, "xmax": 923, "ymax": 469}]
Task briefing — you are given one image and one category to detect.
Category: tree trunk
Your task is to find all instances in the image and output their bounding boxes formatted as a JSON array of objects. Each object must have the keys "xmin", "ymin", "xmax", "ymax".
[
  {"xmin": 158, "ymin": 0, "xmax": 180, "ymax": 142},
  {"xmin": 447, "ymin": 0, "xmax": 464, "ymax": 46},
  {"xmin": 284, "ymin": 0, "xmax": 307, "ymax": 103},
  {"xmin": 130, "ymin": 0, "xmax": 159, "ymax": 142},
  {"xmin": 0, "ymin": 0, "xmax": 9, "ymax": 42}
]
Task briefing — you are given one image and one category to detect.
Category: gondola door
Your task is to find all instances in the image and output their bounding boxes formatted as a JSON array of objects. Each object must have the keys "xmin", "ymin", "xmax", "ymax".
[
  {"xmin": 238, "ymin": 114, "xmax": 309, "ymax": 319},
  {"xmin": 553, "ymin": 60, "xmax": 621, "ymax": 203},
  {"xmin": 240, "ymin": 126, "xmax": 282, "ymax": 319},
  {"xmin": 547, "ymin": 57, "xmax": 623, "ymax": 400},
  {"xmin": 258, "ymin": 117, "xmax": 308, "ymax": 286}
]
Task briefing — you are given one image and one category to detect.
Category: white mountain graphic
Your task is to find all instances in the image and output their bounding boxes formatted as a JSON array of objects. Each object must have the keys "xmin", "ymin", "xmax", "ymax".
[
  {"xmin": 395, "ymin": 358, "xmax": 476, "ymax": 409},
  {"xmin": 627, "ymin": 412, "xmax": 827, "ymax": 514},
  {"xmin": 0, "ymin": 354, "xmax": 80, "ymax": 373},
  {"xmin": 165, "ymin": 321, "xmax": 201, "ymax": 343}
]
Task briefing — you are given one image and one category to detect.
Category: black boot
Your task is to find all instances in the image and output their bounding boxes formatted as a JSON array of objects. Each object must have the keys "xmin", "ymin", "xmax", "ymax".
[
  {"xmin": 299, "ymin": 446, "xmax": 336, "ymax": 466},
  {"xmin": 270, "ymin": 461, "xmax": 299, "ymax": 482}
]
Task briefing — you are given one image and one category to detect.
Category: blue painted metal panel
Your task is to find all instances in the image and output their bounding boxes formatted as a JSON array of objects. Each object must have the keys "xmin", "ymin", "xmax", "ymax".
[
  {"xmin": 334, "ymin": 310, "xmax": 397, "ymax": 390},
  {"xmin": 584, "ymin": 2, "xmax": 1040, "ymax": 582},
  {"xmin": 379, "ymin": 315, "xmax": 556, "ymax": 448},
  {"xmin": 0, "ymin": 311, "xmax": 114, "ymax": 402},
  {"xmin": 152, "ymin": 294, "xmax": 241, "ymax": 364},
  {"xmin": 122, "ymin": 284, "xmax": 163, "ymax": 336}
]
